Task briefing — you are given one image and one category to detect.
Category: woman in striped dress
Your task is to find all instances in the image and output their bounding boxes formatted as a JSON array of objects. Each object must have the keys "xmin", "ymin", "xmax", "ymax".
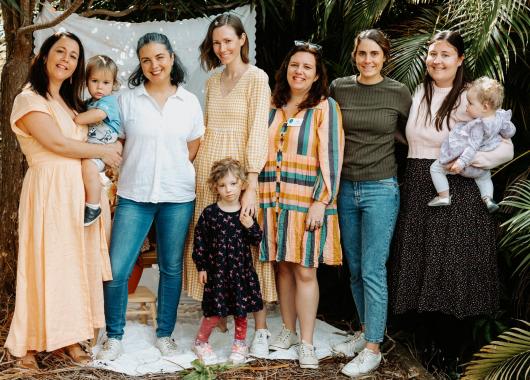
[{"xmin": 259, "ymin": 42, "xmax": 344, "ymax": 369}]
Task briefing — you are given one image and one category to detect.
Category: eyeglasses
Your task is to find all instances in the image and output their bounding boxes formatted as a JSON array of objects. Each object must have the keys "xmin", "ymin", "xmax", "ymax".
[{"xmin": 294, "ymin": 40, "xmax": 322, "ymax": 53}]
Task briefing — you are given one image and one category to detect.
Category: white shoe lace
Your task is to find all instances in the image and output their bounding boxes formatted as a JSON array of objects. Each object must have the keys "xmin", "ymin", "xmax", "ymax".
[
  {"xmin": 347, "ymin": 331, "xmax": 364, "ymax": 347},
  {"xmin": 276, "ymin": 327, "xmax": 293, "ymax": 345},
  {"xmin": 299, "ymin": 342, "xmax": 315, "ymax": 357},
  {"xmin": 195, "ymin": 342, "xmax": 215, "ymax": 359},
  {"xmin": 254, "ymin": 330, "xmax": 270, "ymax": 344},
  {"xmin": 158, "ymin": 337, "xmax": 178, "ymax": 353},
  {"xmin": 103, "ymin": 338, "xmax": 120, "ymax": 351},
  {"xmin": 230, "ymin": 341, "xmax": 248, "ymax": 362},
  {"xmin": 356, "ymin": 349, "xmax": 367, "ymax": 364}
]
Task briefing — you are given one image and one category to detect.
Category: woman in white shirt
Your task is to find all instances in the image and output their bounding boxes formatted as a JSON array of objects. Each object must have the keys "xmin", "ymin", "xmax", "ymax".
[{"xmin": 97, "ymin": 32, "xmax": 204, "ymax": 361}]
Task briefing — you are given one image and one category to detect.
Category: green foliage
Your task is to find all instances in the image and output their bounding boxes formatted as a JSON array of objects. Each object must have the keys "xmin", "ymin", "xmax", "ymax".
[
  {"xmin": 312, "ymin": 0, "xmax": 530, "ymax": 127},
  {"xmin": 180, "ymin": 359, "xmax": 232, "ymax": 380},
  {"xmin": 449, "ymin": 0, "xmax": 530, "ymax": 82},
  {"xmin": 314, "ymin": 0, "xmax": 395, "ymax": 76},
  {"xmin": 463, "ymin": 320, "xmax": 530, "ymax": 380},
  {"xmin": 387, "ymin": 6, "xmax": 441, "ymax": 91},
  {"xmin": 500, "ymin": 178, "xmax": 530, "ymax": 274}
]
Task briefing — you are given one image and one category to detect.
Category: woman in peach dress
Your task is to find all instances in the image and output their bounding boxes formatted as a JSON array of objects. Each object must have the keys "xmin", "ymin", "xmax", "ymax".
[{"xmin": 5, "ymin": 32, "xmax": 122, "ymax": 369}]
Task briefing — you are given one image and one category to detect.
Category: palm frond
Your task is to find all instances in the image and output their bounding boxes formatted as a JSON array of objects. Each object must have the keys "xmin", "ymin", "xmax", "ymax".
[
  {"xmin": 463, "ymin": 320, "xmax": 530, "ymax": 380},
  {"xmin": 387, "ymin": 7, "xmax": 442, "ymax": 92},
  {"xmin": 446, "ymin": 0, "xmax": 530, "ymax": 80},
  {"xmin": 499, "ymin": 179, "xmax": 530, "ymax": 274},
  {"xmin": 338, "ymin": 0, "xmax": 394, "ymax": 65},
  {"xmin": 315, "ymin": 0, "xmax": 395, "ymax": 71}
]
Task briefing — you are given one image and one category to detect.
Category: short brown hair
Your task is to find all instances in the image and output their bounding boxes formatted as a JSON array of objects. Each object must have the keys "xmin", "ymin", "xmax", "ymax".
[
  {"xmin": 469, "ymin": 77, "xmax": 504, "ymax": 110},
  {"xmin": 86, "ymin": 55, "xmax": 120, "ymax": 91},
  {"xmin": 199, "ymin": 13, "xmax": 249, "ymax": 71},
  {"xmin": 207, "ymin": 158, "xmax": 247, "ymax": 194}
]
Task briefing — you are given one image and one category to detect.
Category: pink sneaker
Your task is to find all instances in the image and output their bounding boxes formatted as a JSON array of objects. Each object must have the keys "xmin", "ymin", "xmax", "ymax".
[
  {"xmin": 229, "ymin": 339, "xmax": 248, "ymax": 364},
  {"xmin": 192, "ymin": 341, "xmax": 217, "ymax": 365}
]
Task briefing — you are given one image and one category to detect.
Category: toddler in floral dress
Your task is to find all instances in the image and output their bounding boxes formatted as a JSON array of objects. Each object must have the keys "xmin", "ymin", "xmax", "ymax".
[{"xmin": 192, "ymin": 158, "xmax": 263, "ymax": 365}]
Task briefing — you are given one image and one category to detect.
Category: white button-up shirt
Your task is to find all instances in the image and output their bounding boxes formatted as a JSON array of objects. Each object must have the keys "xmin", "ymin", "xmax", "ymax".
[{"xmin": 117, "ymin": 84, "xmax": 204, "ymax": 203}]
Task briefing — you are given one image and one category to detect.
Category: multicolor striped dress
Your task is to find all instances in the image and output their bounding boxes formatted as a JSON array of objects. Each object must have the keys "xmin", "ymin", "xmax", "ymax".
[{"xmin": 258, "ymin": 98, "xmax": 344, "ymax": 268}]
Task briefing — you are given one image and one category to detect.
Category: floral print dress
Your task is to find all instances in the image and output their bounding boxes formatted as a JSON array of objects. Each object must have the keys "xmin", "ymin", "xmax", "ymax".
[{"xmin": 192, "ymin": 203, "xmax": 264, "ymax": 317}]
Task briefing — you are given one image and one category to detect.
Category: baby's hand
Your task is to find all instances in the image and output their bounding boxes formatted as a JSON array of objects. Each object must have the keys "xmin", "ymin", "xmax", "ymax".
[
  {"xmin": 450, "ymin": 161, "xmax": 464, "ymax": 174},
  {"xmin": 198, "ymin": 271, "xmax": 207, "ymax": 284},
  {"xmin": 240, "ymin": 213, "xmax": 254, "ymax": 228}
]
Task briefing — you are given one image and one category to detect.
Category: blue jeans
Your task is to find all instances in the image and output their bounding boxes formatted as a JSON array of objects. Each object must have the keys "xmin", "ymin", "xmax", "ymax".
[
  {"xmin": 337, "ymin": 177, "xmax": 399, "ymax": 343},
  {"xmin": 104, "ymin": 196, "xmax": 194, "ymax": 339}
]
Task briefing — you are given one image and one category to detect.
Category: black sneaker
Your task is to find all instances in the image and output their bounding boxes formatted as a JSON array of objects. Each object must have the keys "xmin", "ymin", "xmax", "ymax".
[{"xmin": 84, "ymin": 206, "xmax": 101, "ymax": 226}]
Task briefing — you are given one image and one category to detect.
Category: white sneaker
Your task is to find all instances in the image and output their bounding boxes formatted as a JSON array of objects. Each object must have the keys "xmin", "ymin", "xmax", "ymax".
[
  {"xmin": 341, "ymin": 347, "xmax": 382, "ymax": 377},
  {"xmin": 269, "ymin": 325, "xmax": 298, "ymax": 350},
  {"xmin": 192, "ymin": 341, "xmax": 218, "ymax": 365},
  {"xmin": 428, "ymin": 196, "xmax": 451, "ymax": 207},
  {"xmin": 332, "ymin": 331, "xmax": 367, "ymax": 357},
  {"xmin": 298, "ymin": 341, "xmax": 318, "ymax": 369},
  {"xmin": 96, "ymin": 338, "xmax": 123, "ymax": 361},
  {"xmin": 155, "ymin": 336, "xmax": 179, "ymax": 357},
  {"xmin": 229, "ymin": 339, "xmax": 248, "ymax": 364},
  {"xmin": 249, "ymin": 329, "xmax": 271, "ymax": 357}
]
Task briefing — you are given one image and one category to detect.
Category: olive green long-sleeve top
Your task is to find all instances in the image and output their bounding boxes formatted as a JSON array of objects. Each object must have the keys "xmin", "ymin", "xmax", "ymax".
[{"xmin": 330, "ymin": 75, "xmax": 411, "ymax": 181}]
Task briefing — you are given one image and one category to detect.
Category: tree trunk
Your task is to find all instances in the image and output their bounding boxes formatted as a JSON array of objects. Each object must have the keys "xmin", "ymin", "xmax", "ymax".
[
  {"xmin": 0, "ymin": 25, "xmax": 33, "ymax": 298},
  {"xmin": 0, "ymin": 0, "xmax": 84, "ymax": 299}
]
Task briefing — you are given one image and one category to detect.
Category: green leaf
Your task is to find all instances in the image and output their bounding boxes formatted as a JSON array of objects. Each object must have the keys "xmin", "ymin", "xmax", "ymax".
[{"xmin": 463, "ymin": 320, "xmax": 530, "ymax": 379}]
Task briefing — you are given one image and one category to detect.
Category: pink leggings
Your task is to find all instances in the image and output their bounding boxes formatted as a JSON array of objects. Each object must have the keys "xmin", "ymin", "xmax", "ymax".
[{"xmin": 196, "ymin": 316, "xmax": 247, "ymax": 343}]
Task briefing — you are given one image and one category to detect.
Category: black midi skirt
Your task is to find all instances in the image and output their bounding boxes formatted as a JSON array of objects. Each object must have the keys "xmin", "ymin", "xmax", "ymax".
[{"xmin": 389, "ymin": 158, "xmax": 499, "ymax": 318}]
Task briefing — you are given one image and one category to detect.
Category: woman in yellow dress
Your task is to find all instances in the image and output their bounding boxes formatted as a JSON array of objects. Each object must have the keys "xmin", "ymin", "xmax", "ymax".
[
  {"xmin": 183, "ymin": 13, "xmax": 276, "ymax": 356},
  {"xmin": 5, "ymin": 32, "xmax": 121, "ymax": 369}
]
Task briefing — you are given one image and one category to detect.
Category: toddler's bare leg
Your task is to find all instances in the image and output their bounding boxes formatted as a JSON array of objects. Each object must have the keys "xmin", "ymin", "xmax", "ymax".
[{"xmin": 82, "ymin": 159, "xmax": 102, "ymax": 205}]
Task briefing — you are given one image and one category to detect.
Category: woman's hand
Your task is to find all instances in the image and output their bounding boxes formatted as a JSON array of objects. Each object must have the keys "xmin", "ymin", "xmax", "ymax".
[
  {"xmin": 240, "ymin": 189, "xmax": 257, "ymax": 217},
  {"xmin": 101, "ymin": 141, "xmax": 123, "ymax": 168},
  {"xmin": 305, "ymin": 201, "xmax": 326, "ymax": 232},
  {"xmin": 471, "ymin": 138, "xmax": 514, "ymax": 169},
  {"xmin": 198, "ymin": 271, "xmax": 207, "ymax": 284},
  {"xmin": 241, "ymin": 172, "xmax": 259, "ymax": 217},
  {"xmin": 240, "ymin": 213, "xmax": 255, "ymax": 229}
]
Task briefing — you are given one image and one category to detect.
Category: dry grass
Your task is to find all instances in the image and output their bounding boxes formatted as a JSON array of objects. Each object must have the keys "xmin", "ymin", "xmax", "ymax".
[{"xmin": 0, "ymin": 293, "xmax": 427, "ymax": 380}]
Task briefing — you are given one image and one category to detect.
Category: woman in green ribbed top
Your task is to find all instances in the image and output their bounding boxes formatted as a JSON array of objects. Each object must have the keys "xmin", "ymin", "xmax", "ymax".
[{"xmin": 329, "ymin": 29, "xmax": 411, "ymax": 377}]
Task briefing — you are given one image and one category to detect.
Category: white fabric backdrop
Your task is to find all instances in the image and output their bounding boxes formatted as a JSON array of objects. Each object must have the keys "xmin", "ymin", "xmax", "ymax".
[{"xmin": 33, "ymin": 3, "xmax": 256, "ymax": 105}]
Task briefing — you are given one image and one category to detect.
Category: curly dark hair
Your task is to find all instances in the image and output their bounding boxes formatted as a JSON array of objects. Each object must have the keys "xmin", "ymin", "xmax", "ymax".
[{"xmin": 271, "ymin": 45, "xmax": 329, "ymax": 110}]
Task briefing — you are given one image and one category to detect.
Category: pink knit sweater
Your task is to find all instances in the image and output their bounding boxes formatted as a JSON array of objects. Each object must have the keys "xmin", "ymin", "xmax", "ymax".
[{"xmin": 406, "ymin": 84, "xmax": 513, "ymax": 168}]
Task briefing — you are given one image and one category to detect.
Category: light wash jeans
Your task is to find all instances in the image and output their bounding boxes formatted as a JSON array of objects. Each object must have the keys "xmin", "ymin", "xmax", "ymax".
[
  {"xmin": 430, "ymin": 159, "xmax": 493, "ymax": 199},
  {"xmin": 104, "ymin": 196, "xmax": 194, "ymax": 340},
  {"xmin": 337, "ymin": 177, "xmax": 399, "ymax": 343}
]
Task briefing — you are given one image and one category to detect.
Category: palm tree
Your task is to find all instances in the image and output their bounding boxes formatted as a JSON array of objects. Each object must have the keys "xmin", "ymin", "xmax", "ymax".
[{"xmin": 312, "ymin": 0, "xmax": 530, "ymax": 124}]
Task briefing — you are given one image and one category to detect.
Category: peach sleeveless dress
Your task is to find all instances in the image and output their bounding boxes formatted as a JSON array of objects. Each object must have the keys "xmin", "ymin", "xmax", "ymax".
[{"xmin": 5, "ymin": 89, "xmax": 112, "ymax": 357}]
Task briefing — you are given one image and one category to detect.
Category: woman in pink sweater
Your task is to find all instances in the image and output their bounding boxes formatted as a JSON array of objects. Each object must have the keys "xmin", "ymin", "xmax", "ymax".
[{"xmin": 389, "ymin": 31, "xmax": 513, "ymax": 319}]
